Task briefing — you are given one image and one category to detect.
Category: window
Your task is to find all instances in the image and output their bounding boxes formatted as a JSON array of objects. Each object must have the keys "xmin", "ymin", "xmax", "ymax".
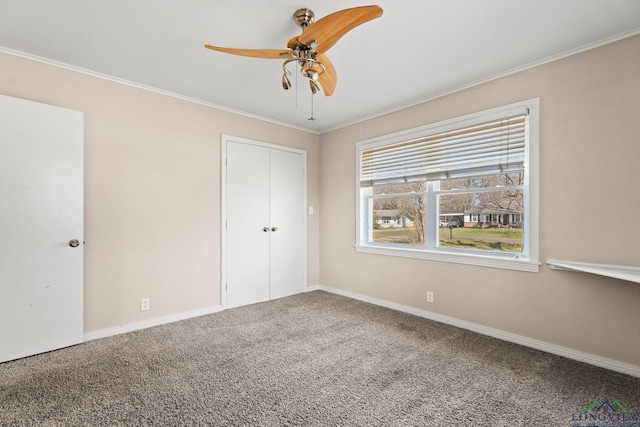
[{"xmin": 356, "ymin": 99, "xmax": 539, "ymax": 272}]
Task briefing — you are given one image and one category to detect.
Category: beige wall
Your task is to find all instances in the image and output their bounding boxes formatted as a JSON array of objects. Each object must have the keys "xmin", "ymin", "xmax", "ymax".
[
  {"xmin": 1, "ymin": 35, "xmax": 639, "ymax": 367},
  {"xmin": 0, "ymin": 52, "xmax": 320, "ymax": 333},
  {"xmin": 319, "ymin": 35, "xmax": 640, "ymax": 366}
]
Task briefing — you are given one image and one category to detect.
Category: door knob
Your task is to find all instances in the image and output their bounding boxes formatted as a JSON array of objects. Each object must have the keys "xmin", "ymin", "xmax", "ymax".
[
  {"xmin": 263, "ymin": 227, "xmax": 270, "ymax": 232},
  {"xmin": 271, "ymin": 227, "xmax": 278, "ymax": 232},
  {"xmin": 68, "ymin": 239, "xmax": 80, "ymax": 247}
]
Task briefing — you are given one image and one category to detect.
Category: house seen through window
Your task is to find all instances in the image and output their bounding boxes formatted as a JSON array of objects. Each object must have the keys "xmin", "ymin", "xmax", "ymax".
[{"xmin": 356, "ymin": 99, "xmax": 539, "ymax": 272}]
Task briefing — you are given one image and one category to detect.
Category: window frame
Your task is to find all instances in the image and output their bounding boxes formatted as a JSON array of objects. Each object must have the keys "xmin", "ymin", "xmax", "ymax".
[{"xmin": 355, "ymin": 99, "xmax": 540, "ymax": 272}]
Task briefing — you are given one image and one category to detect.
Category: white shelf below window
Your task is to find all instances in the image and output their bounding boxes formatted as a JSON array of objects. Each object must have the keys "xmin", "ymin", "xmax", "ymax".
[{"xmin": 545, "ymin": 259, "xmax": 640, "ymax": 284}]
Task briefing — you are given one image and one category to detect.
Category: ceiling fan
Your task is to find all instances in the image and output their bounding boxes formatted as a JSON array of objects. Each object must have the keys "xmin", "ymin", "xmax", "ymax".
[{"xmin": 204, "ymin": 5, "xmax": 383, "ymax": 97}]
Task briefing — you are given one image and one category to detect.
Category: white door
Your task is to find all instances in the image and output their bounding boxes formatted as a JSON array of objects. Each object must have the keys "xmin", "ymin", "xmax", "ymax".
[
  {"xmin": 225, "ymin": 141, "xmax": 271, "ymax": 308},
  {"xmin": 223, "ymin": 137, "xmax": 306, "ymax": 309},
  {"xmin": 0, "ymin": 94, "xmax": 84, "ymax": 363},
  {"xmin": 269, "ymin": 149, "xmax": 305, "ymax": 300}
]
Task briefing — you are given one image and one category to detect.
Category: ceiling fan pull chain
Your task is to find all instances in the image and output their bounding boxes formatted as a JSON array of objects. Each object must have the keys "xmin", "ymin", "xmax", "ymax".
[{"xmin": 308, "ymin": 92, "xmax": 316, "ymax": 121}]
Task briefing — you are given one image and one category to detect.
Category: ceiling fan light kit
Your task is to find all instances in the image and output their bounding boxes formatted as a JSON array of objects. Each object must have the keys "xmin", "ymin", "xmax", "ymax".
[{"xmin": 204, "ymin": 5, "xmax": 383, "ymax": 100}]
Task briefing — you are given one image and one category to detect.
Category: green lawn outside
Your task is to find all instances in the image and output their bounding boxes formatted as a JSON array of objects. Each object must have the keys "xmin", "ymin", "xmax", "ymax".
[
  {"xmin": 372, "ymin": 226, "xmax": 524, "ymax": 252},
  {"xmin": 440, "ymin": 227, "xmax": 523, "ymax": 239}
]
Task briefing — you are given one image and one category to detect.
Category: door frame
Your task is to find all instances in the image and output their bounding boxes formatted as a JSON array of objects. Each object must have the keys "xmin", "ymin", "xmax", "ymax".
[{"xmin": 221, "ymin": 134, "xmax": 307, "ymax": 309}]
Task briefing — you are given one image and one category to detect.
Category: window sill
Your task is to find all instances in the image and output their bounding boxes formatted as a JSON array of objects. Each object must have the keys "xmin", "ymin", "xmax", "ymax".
[{"xmin": 355, "ymin": 244, "xmax": 540, "ymax": 273}]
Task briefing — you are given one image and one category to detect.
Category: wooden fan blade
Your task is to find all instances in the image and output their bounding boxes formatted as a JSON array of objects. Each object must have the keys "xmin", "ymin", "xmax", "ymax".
[
  {"xmin": 298, "ymin": 6, "xmax": 383, "ymax": 54},
  {"xmin": 204, "ymin": 44, "xmax": 292, "ymax": 59},
  {"xmin": 314, "ymin": 54, "xmax": 337, "ymax": 96}
]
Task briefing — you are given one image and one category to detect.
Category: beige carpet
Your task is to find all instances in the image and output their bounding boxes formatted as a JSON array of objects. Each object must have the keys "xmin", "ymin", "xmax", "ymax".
[{"xmin": 1, "ymin": 291, "xmax": 639, "ymax": 426}]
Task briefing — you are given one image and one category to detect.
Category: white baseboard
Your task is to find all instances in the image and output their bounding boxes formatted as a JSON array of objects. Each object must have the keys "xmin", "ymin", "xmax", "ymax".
[
  {"xmin": 83, "ymin": 305, "xmax": 224, "ymax": 342},
  {"xmin": 314, "ymin": 285, "xmax": 640, "ymax": 378}
]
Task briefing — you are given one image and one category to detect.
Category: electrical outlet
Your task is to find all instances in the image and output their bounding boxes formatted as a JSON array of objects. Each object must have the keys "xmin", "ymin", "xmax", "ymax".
[
  {"xmin": 426, "ymin": 291, "xmax": 434, "ymax": 303},
  {"xmin": 140, "ymin": 298, "xmax": 150, "ymax": 311}
]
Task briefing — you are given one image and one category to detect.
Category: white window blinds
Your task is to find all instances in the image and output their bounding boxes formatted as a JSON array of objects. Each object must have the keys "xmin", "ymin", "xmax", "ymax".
[{"xmin": 360, "ymin": 114, "xmax": 527, "ymax": 187}]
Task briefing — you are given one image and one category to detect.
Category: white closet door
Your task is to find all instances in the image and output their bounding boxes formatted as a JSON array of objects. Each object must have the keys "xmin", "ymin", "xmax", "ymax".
[
  {"xmin": 223, "ymin": 137, "xmax": 306, "ymax": 309},
  {"xmin": 269, "ymin": 149, "xmax": 305, "ymax": 299},
  {"xmin": 0, "ymin": 94, "xmax": 83, "ymax": 363},
  {"xmin": 225, "ymin": 141, "xmax": 271, "ymax": 308}
]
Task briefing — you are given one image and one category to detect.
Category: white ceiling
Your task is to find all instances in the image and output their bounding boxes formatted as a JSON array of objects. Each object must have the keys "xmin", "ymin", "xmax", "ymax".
[{"xmin": 1, "ymin": 1, "xmax": 639, "ymax": 133}]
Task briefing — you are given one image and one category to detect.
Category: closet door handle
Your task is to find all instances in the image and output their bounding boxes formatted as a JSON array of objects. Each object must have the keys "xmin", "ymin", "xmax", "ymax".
[
  {"xmin": 263, "ymin": 227, "xmax": 270, "ymax": 232},
  {"xmin": 271, "ymin": 227, "xmax": 278, "ymax": 232}
]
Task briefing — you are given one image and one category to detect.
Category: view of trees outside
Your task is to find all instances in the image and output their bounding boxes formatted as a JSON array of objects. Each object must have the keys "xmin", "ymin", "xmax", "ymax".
[
  {"xmin": 370, "ymin": 172, "xmax": 524, "ymax": 252},
  {"xmin": 372, "ymin": 182, "xmax": 426, "ymax": 245}
]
